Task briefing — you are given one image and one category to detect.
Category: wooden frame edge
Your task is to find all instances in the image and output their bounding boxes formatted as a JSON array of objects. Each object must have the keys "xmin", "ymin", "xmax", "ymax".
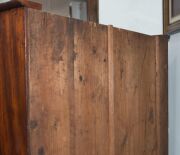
[
  {"xmin": 163, "ymin": 0, "xmax": 169, "ymax": 34},
  {"xmin": 163, "ymin": 0, "xmax": 180, "ymax": 34}
]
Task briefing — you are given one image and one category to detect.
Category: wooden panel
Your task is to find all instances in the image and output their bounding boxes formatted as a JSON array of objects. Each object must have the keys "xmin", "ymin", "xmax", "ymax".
[
  {"xmin": 0, "ymin": 6, "xmax": 168, "ymax": 155},
  {"xmin": 27, "ymin": 9, "xmax": 109, "ymax": 155},
  {"xmin": 26, "ymin": 8, "xmax": 167, "ymax": 155},
  {"xmin": 112, "ymin": 29, "xmax": 168, "ymax": 155},
  {"xmin": 108, "ymin": 26, "xmax": 115, "ymax": 155},
  {"xmin": 155, "ymin": 36, "xmax": 168, "ymax": 155},
  {"xmin": 73, "ymin": 20, "xmax": 109, "ymax": 155},
  {"xmin": 26, "ymin": 10, "xmax": 73, "ymax": 155},
  {"xmin": 0, "ymin": 8, "xmax": 27, "ymax": 155}
]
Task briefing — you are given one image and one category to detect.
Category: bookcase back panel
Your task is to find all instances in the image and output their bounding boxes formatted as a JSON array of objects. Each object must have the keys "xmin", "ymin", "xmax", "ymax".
[
  {"xmin": 113, "ymin": 29, "xmax": 157, "ymax": 155},
  {"xmin": 27, "ymin": 9, "xmax": 109, "ymax": 155},
  {"xmin": 26, "ymin": 9, "xmax": 168, "ymax": 155}
]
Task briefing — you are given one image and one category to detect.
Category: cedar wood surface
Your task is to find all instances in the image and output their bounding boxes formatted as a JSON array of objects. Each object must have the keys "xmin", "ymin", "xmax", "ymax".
[{"xmin": 0, "ymin": 7, "xmax": 168, "ymax": 155}]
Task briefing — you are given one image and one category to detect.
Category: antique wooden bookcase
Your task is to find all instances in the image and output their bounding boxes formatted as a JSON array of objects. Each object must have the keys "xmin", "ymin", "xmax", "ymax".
[{"xmin": 0, "ymin": 2, "xmax": 168, "ymax": 155}]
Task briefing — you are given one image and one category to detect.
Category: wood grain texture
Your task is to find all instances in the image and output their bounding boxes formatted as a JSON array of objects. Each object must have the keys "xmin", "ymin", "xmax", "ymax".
[
  {"xmin": 73, "ymin": 20, "xmax": 109, "ymax": 155},
  {"xmin": 0, "ymin": 7, "xmax": 167, "ymax": 155},
  {"xmin": 112, "ymin": 28, "xmax": 168, "ymax": 155},
  {"xmin": 108, "ymin": 25, "xmax": 115, "ymax": 155},
  {"xmin": 27, "ymin": 8, "xmax": 109, "ymax": 155},
  {"xmin": 113, "ymin": 29, "xmax": 154, "ymax": 155},
  {"xmin": 26, "ymin": 10, "xmax": 73, "ymax": 155},
  {"xmin": 0, "ymin": 8, "xmax": 27, "ymax": 155},
  {"xmin": 155, "ymin": 36, "xmax": 168, "ymax": 155},
  {"xmin": 26, "ymin": 9, "xmax": 168, "ymax": 155}
]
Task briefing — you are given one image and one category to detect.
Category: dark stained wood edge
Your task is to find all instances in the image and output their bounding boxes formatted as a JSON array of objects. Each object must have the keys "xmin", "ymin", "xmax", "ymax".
[
  {"xmin": 0, "ymin": 8, "xmax": 28, "ymax": 155},
  {"xmin": 163, "ymin": 0, "xmax": 169, "ymax": 34},
  {"xmin": 0, "ymin": 0, "xmax": 41, "ymax": 12},
  {"xmin": 24, "ymin": 7, "xmax": 31, "ymax": 155},
  {"xmin": 108, "ymin": 25, "xmax": 115, "ymax": 155},
  {"xmin": 87, "ymin": 0, "xmax": 99, "ymax": 23},
  {"xmin": 155, "ymin": 36, "xmax": 168, "ymax": 155},
  {"xmin": 163, "ymin": 0, "xmax": 180, "ymax": 34}
]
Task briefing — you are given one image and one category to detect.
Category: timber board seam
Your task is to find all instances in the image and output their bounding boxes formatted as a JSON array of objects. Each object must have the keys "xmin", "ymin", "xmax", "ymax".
[
  {"xmin": 155, "ymin": 36, "xmax": 168, "ymax": 155},
  {"xmin": 25, "ymin": 8, "xmax": 31, "ymax": 155},
  {"xmin": 108, "ymin": 25, "xmax": 115, "ymax": 155}
]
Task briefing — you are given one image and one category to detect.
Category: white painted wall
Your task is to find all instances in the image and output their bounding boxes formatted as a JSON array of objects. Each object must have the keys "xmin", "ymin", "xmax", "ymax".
[
  {"xmin": 168, "ymin": 33, "xmax": 180, "ymax": 155},
  {"xmin": 99, "ymin": 0, "xmax": 163, "ymax": 35}
]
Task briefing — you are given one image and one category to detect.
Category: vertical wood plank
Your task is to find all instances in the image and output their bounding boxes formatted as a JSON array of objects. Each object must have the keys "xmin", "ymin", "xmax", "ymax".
[
  {"xmin": 108, "ymin": 25, "xmax": 115, "ymax": 155},
  {"xmin": 0, "ymin": 8, "xmax": 27, "ymax": 155},
  {"xmin": 27, "ymin": 9, "xmax": 109, "ymax": 155},
  {"xmin": 67, "ymin": 18, "xmax": 76, "ymax": 155},
  {"xmin": 113, "ymin": 29, "xmax": 158, "ymax": 155},
  {"xmin": 155, "ymin": 36, "xmax": 168, "ymax": 155},
  {"xmin": 73, "ymin": 20, "xmax": 109, "ymax": 155},
  {"xmin": 27, "ymin": 9, "xmax": 73, "ymax": 155},
  {"xmin": 26, "ymin": 8, "xmax": 167, "ymax": 155}
]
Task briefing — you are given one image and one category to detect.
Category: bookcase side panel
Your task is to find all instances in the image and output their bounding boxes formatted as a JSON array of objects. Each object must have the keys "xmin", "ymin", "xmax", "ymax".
[{"xmin": 0, "ymin": 8, "xmax": 27, "ymax": 155}]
